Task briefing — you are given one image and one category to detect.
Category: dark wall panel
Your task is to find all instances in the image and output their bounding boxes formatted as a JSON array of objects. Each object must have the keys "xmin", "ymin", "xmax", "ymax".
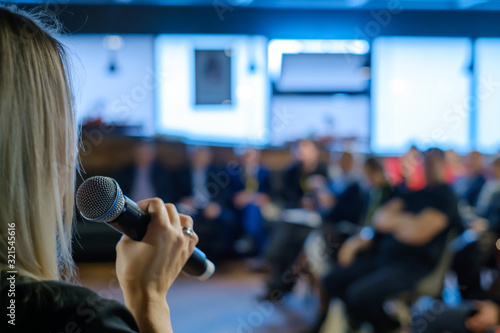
[{"xmin": 19, "ymin": 4, "xmax": 500, "ymax": 38}]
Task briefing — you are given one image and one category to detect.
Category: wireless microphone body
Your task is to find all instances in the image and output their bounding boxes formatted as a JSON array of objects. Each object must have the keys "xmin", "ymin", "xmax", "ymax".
[{"xmin": 76, "ymin": 176, "xmax": 215, "ymax": 280}]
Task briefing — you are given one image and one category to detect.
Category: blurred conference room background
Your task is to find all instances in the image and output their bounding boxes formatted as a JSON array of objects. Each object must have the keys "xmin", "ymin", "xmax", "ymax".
[{"xmin": 10, "ymin": 0, "xmax": 500, "ymax": 332}]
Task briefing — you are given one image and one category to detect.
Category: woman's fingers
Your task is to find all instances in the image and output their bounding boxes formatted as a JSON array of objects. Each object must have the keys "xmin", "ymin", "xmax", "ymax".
[
  {"xmin": 127, "ymin": 199, "xmax": 198, "ymax": 250},
  {"xmin": 180, "ymin": 214, "xmax": 194, "ymax": 230},
  {"xmin": 165, "ymin": 203, "xmax": 181, "ymax": 228},
  {"xmin": 137, "ymin": 198, "xmax": 169, "ymax": 228},
  {"xmin": 180, "ymin": 214, "xmax": 199, "ymax": 249}
]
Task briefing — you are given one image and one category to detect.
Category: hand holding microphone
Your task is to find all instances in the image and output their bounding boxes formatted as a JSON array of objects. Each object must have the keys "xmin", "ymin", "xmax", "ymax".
[
  {"xmin": 76, "ymin": 176, "xmax": 216, "ymax": 333},
  {"xmin": 116, "ymin": 199, "xmax": 198, "ymax": 314},
  {"xmin": 75, "ymin": 176, "xmax": 215, "ymax": 281},
  {"xmin": 115, "ymin": 199, "xmax": 197, "ymax": 318}
]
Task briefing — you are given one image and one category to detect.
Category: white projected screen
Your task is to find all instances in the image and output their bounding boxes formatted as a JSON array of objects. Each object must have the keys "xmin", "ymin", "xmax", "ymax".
[
  {"xmin": 155, "ymin": 35, "xmax": 269, "ymax": 145},
  {"xmin": 372, "ymin": 37, "xmax": 472, "ymax": 154},
  {"xmin": 271, "ymin": 95, "xmax": 369, "ymax": 149},
  {"xmin": 476, "ymin": 38, "xmax": 500, "ymax": 154},
  {"xmin": 62, "ymin": 34, "xmax": 155, "ymax": 136}
]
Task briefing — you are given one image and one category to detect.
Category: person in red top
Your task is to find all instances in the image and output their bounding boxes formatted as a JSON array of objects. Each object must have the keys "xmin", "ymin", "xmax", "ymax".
[{"xmin": 384, "ymin": 145, "xmax": 427, "ymax": 192}]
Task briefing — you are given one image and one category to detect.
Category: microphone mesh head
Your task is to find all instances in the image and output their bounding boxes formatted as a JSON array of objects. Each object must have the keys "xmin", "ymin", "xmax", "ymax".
[{"xmin": 76, "ymin": 176, "xmax": 125, "ymax": 222}]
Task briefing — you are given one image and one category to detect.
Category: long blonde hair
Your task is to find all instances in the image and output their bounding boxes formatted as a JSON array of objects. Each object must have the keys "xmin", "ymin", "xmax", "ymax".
[{"xmin": 0, "ymin": 6, "xmax": 77, "ymax": 281}]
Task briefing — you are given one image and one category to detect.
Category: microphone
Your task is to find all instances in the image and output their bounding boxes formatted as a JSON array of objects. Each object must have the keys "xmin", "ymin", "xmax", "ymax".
[{"xmin": 75, "ymin": 176, "xmax": 215, "ymax": 281}]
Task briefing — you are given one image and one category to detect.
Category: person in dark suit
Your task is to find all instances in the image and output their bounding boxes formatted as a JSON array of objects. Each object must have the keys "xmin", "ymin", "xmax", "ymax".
[
  {"xmin": 173, "ymin": 146, "xmax": 236, "ymax": 260},
  {"xmin": 262, "ymin": 139, "xmax": 329, "ymax": 299},
  {"xmin": 324, "ymin": 151, "xmax": 366, "ymax": 227},
  {"xmin": 231, "ymin": 148, "xmax": 272, "ymax": 256},
  {"xmin": 116, "ymin": 141, "xmax": 174, "ymax": 204},
  {"xmin": 280, "ymin": 140, "xmax": 329, "ymax": 210}
]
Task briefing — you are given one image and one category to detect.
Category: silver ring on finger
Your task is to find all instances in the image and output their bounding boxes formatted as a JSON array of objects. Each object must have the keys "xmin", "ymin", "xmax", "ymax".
[{"xmin": 182, "ymin": 226, "xmax": 194, "ymax": 237}]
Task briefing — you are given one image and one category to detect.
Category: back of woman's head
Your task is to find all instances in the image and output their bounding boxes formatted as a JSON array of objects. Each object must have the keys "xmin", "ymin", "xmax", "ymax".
[{"xmin": 0, "ymin": 6, "xmax": 76, "ymax": 281}]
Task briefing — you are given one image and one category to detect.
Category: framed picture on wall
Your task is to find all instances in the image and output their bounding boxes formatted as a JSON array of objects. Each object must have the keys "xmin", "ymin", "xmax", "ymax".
[{"xmin": 195, "ymin": 50, "xmax": 232, "ymax": 106}]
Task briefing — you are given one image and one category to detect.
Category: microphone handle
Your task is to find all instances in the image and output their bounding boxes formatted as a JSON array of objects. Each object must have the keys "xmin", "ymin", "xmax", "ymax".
[
  {"xmin": 107, "ymin": 196, "xmax": 150, "ymax": 241},
  {"xmin": 106, "ymin": 196, "xmax": 210, "ymax": 277}
]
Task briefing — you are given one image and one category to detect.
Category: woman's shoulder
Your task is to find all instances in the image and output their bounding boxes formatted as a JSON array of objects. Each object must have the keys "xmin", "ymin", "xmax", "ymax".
[{"xmin": 0, "ymin": 271, "xmax": 139, "ymax": 332}]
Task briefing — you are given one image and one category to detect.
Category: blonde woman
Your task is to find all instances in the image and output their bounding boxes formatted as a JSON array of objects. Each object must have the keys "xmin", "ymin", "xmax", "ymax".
[{"xmin": 0, "ymin": 6, "xmax": 198, "ymax": 333}]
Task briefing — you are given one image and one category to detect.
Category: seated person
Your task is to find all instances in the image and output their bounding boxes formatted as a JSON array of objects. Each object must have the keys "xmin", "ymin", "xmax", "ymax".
[
  {"xmin": 262, "ymin": 139, "xmax": 328, "ymax": 299},
  {"xmin": 231, "ymin": 148, "xmax": 272, "ymax": 257},
  {"xmin": 319, "ymin": 148, "xmax": 462, "ymax": 332},
  {"xmin": 324, "ymin": 152, "xmax": 366, "ymax": 226},
  {"xmin": 454, "ymin": 157, "xmax": 500, "ymax": 299},
  {"xmin": 444, "ymin": 149, "xmax": 467, "ymax": 185},
  {"xmin": 483, "ymin": 191, "xmax": 500, "ymax": 236},
  {"xmin": 453, "ymin": 151, "xmax": 486, "ymax": 207},
  {"xmin": 320, "ymin": 152, "xmax": 367, "ymax": 261},
  {"xmin": 397, "ymin": 145, "xmax": 428, "ymax": 192},
  {"xmin": 476, "ymin": 157, "xmax": 500, "ymax": 217},
  {"xmin": 116, "ymin": 140, "xmax": 174, "ymax": 203},
  {"xmin": 173, "ymin": 146, "xmax": 235, "ymax": 260},
  {"xmin": 411, "ymin": 288, "xmax": 500, "ymax": 333},
  {"xmin": 310, "ymin": 157, "xmax": 398, "ymax": 331},
  {"xmin": 414, "ymin": 215, "xmax": 500, "ymax": 333},
  {"xmin": 337, "ymin": 157, "xmax": 400, "ymax": 266}
]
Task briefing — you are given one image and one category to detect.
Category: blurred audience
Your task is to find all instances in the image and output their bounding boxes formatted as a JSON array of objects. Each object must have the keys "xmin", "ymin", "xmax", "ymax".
[
  {"xmin": 324, "ymin": 152, "xmax": 365, "ymax": 227},
  {"xmin": 401, "ymin": 145, "xmax": 428, "ymax": 191},
  {"xmin": 410, "ymin": 158, "xmax": 500, "ymax": 333},
  {"xmin": 453, "ymin": 157, "xmax": 500, "ymax": 299},
  {"xmin": 231, "ymin": 148, "xmax": 272, "ymax": 257},
  {"xmin": 384, "ymin": 145, "xmax": 427, "ymax": 192},
  {"xmin": 86, "ymin": 137, "xmax": 500, "ymax": 332},
  {"xmin": 117, "ymin": 141, "xmax": 174, "ymax": 203},
  {"xmin": 445, "ymin": 149, "xmax": 467, "ymax": 184},
  {"xmin": 411, "ymin": 285, "xmax": 500, "ymax": 333},
  {"xmin": 173, "ymin": 146, "xmax": 235, "ymax": 260},
  {"xmin": 454, "ymin": 150, "xmax": 487, "ymax": 207},
  {"xmin": 262, "ymin": 139, "xmax": 328, "ymax": 300},
  {"xmin": 317, "ymin": 152, "xmax": 366, "ymax": 272},
  {"xmin": 476, "ymin": 157, "xmax": 500, "ymax": 217},
  {"xmin": 310, "ymin": 157, "xmax": 398, "ymax": 332},
  {"xmin": 319, "ymin": 148, "xmax": 462, "ymax": 332}
]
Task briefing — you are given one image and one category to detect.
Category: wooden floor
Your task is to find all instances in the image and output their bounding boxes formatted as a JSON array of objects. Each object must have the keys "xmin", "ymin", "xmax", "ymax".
[{"xmin": 77, "ymin": 261, "xmax": 318, "ymax": 333}]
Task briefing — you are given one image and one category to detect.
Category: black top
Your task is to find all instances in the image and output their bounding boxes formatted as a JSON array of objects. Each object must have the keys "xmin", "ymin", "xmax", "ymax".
[
  {"xmin": 281, "ymin": 162, "xmax": 329, "ymax": 209},
  {"xmin": 171, "ymin": 165, "xmax": 234, "ymax": 207},
  {"xmin": 377, "ymin": 183, "xmax": 462, "ymax": 270},
  {"xmin": 484, "ymin": 191, "xmax": 500, "ymax": 236},
  {"xmin": 463, "ymin": 173, "xmax": 486, "ymax": 207},
  {"xmin": 324, "ymin": 181, "xmax": 366, "ymax": 225},
  {"xmin": 0, "ymin": 271, "xmax": 138, "ymax": 333}
]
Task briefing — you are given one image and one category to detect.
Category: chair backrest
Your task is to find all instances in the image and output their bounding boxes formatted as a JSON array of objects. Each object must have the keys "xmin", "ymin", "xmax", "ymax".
[
  {"xmin": 414, "ymin": 231, "xmax": 457, "ymax": 297},
  {"xmin": 384, "ymin": 231, "xmax": 459, "ymax": 327}
]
